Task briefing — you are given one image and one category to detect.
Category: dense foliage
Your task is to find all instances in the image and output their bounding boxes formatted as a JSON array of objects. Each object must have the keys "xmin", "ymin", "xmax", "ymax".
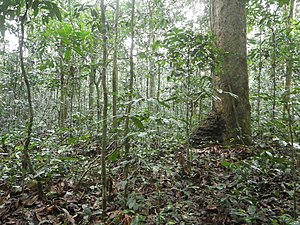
[{"xmin": 0, "ymin": 0, "xmax": 299, "ymax": 224}]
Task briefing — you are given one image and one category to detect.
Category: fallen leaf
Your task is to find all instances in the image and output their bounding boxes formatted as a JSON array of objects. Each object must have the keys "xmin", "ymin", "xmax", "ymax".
[
  {"xmin": 23, "ymin": 195, "xmax": 38, "ymax": 206},
  {"xmin": 207, "ymin": 205, "xmax": 217, "ymax": 210},
  {"xmin": 62, "ymin": 208, "xmax": 76, "ymax": 225}
]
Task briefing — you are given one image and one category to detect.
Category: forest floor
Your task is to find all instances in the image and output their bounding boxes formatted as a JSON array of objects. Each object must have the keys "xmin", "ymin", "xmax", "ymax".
[{"xmin": 0, "ymin": 139, "xmax": 299, "ymax": 225}]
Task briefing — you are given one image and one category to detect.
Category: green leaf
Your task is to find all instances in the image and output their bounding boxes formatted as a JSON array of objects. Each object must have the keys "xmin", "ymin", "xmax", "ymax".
[
  {"xmin": 278, "ymin": 0, "xmax": 290, "ymax": 7},
  {"xmin": 0, "ymin": 16, "xmax": 5, "ymax": 36},
  {"xmin": 64, "ymin": 47, "xmax": 71, "ymax": 61},
  {"xmin": 32, "ymin": 0, "xmax": 40, "ymax": 17},
  {"xmin": 247, "ymin": 205, "xmax": 256, "ymax": 215},
  {"xmin": 152, "ymin": 165, "xmax": 160, "ymax": 173},
  {"xmin": 265, "ymin": 151, "xmax": 273, "ymax": 157},
  {"xmin": 73, "ymin": 45, "xmax": 83, "ymax": 56},
  {"xmin": 118, "ymin": 180, "xmax": 127, "ymax": 189},
  {"xmin": 220, "ymin": 160, "xmax": 231, "ymax": 168},
  {"xmin": 127, "ymin": 196, "xmax": 138, "ymax": 210},
  {"xmin": 146, "ymin": 98, "xmax": 170, "ymax": 108},
  {"xmin": 51, "ymin": 2, "xmax": 62, "ymax": 21},
  {"xmin": 138, "ymin": 52, "xmax": 147, "ymax": 59},
  {"xmin": 137, "ymin": 132, "xmax": 147, "ymax": 138},
  {"xmin": 91, "ymin": 8, "xmax": 98, "ymax": 18},
  {"xmin": 7, "ymin": 10, "xmax": 15, "ymax": 20},
  {"xmin": 157, "ymin": 99, "xmax": 171, "ymax": 108},
  {"xmin": 108, "ymin": 150, "xmax": 120, "ymax": 162},
  {"xmin": 42, "ymin": 15, "xmax": 49, "ymax": 24},
  {"xmin": 286, "ymin": 190, "xmax": 294, "ymax": 197},
  {"xmin": 130, "ymin": 116, "xmax": 145, "ymax": 130},
  {"xmin": 151, "ymin": 40, "xmax": 161, "ymax": 50},
  {"xmin": 26, "ymin": 0, "xmax": 33, "ymax": 6}
]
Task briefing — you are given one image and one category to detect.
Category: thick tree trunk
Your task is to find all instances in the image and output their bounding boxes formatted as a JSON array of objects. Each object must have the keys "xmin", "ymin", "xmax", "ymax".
[{"xmin": 210, "ymin": 0, "xmax": 251, "ymax": 144}]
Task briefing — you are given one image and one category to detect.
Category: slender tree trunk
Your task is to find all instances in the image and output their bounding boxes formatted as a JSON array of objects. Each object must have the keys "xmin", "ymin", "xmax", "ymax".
[
  {"xmin": 147, "ymin": 3, "xmax": 156, "ymax": 111},
  {"xmin": 283, "ymin": 1, "xmax": 297, "ymax": 216},
  {"xmin": 283, "ymin": 0, "xmax": 295, "ymax": 119},
  {"xmin": 112, "ymin": 0, "xmax": 120, "ymax": 130},
  {"xmin": 186, "ymin": 48, "xmax": 192, "ymax": 168},
  {"xmin": 19, "ymin": 6, "xmax": 34, "ymax": 174},
  {"xmin": 100, "ymin": 0, "xmax": 108, "ymax": 219},
  {"xmin": 19, "ymin": 3, "xmax": 43, "ymax": 199},
  {"xmin": 124, "ymin": 0, "xmax": 135, "ymax": 199},
  {"xmin": 210, "ymin": 0, "xmax": 251, "ymax": 144},
  {"xmin": 271, "ymin": 27, "xmax": 276, "ymax": 123},
  {"xmin": 156, "ymin": 60, "xmax": 161, "ymax": 101},
  {"xmin": 257, "ymin": 30, "xmax": 263, "ymax": 139},
  {"xmin": 58, "ymin": 48, "xmax": 68, "ymax": 127},
  {"xmin": 69, "ymin": 66, "xmax": 75, "ymax": 127},
  {"xmin": 95, "ymin": 82, "xmax": 102, "ymax": 123},
  {"xmin": 156, "ymin": 58, "xmax": 161, "ymax": 115},
  {"xmin": 89, "ymin": 59, "xmax": 96, "ymax": 111},
  {"xmin": 149, "ymin": 62, "xmax": 155, "ymax": 102}
]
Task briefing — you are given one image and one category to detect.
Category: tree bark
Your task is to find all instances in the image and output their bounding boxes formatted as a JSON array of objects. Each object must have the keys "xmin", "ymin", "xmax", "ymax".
[
  {"xmin": 112, "ymin": 0, "xmax": 120, "ymax": 130},
  {"xmin": 123, "ymin": 0, "xmax": 135, "ymax": 199},
  {"xmin": 89, "ymin": 58, "xmax": 96, "ymax": 111},
  {"xmin": 58, "ymin": 47, "xmax": 68, "ymax": 127},
  {"xmin": 210, "ymin": 0, "xmax": 251, "ymax": 144},
  {"xmin": 19, "ymin": 2, "xmax": 43, "ymax": 200},
  {"xmin": 100, "ymin": 0, "xmax": 108, "ymax": 218},
  {"xmin": 283, "ymin": 0, "xmax": 295, "ymax": 119},
  {"xmin": 20, "ymin": 6, "xmax": 34, "ymax": 174}
]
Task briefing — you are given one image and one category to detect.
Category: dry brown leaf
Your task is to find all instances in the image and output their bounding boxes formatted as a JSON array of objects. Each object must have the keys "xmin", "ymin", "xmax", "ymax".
[
  {"xmin": 121, "ymin": 214, "xmax": 132, "ymax": 225},
  {"xmin": 206, "ymin": 204, "xmax": 217, "ymax": 210},
  {"xmin": 45, "ymin": 205, "xmax": 56, "ymax": 214},
  {"xmin": 23, "ymin": 195, "xmax": 38, "ymax": 206},
  {"xmin": 62, "ymin": 208, "xmax": 76, "ymax": 225}
]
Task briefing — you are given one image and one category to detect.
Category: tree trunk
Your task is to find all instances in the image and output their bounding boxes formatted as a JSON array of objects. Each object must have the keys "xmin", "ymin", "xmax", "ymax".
[
  {"xmin": 19, "ymin": 7, "xmax": 34, "ymax": 174},
  {"xmin": 112, "ymin": 0, "xmax": 120, "ymax": 130},
  {"xmin": 210, "ymin": 0, "xmax": 251, "ymax": 144},
  {"xmin": 19, "ymin": 2, "xmax": 43, "ymax": 200},
  {"xmin": 283, "ymin": 0, "xmax": 295, "ymax": 119},
  {"xmin": 123, "ymin": 0, "xmax": 135, "ymax": 199},
  {"xmin": 256, "ymin": 30, "xmax": 263, "ymax": 140},
  {"xmin": 271, "ymin": 27, "xmax": 276, "ymax": 124},
  {"xmin": 58, "ymin": 49, "xmax": 68, "ymax": 128},
  {"xmin": 100, "ymin": 0, "xmax": 108, "ymax": 218},
  {"xmin": 89, "ymin": 59, "xmax": 96, "ymax": 111}
]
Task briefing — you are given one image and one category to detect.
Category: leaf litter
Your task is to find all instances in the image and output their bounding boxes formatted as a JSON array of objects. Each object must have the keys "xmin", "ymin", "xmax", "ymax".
[{"xmin": 0, "ymin": 143, "xmax": 299, "ymax": 224}]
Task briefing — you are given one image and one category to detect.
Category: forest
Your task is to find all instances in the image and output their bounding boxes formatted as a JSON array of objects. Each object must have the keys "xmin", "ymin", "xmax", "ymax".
[{"xmin": 0, "ymin": 0, "xmax": 299, "ymax": 224}]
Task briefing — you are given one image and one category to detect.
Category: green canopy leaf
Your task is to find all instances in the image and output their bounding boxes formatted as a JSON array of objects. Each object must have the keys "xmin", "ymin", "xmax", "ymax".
[{"xmin": 130, "ymin": 116, "xmax": 145, "ymax": 131}]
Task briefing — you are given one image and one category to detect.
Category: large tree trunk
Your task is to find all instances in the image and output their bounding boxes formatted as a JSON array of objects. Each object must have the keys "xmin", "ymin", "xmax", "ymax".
[{"xmin": 210, "ymin": 0, "xmax": 251, "ymax": 144}]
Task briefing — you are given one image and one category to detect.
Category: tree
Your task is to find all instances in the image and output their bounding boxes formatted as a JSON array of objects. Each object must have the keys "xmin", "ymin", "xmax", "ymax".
[
  {"xmin": 210, "ymin": 0, "xmax": 251, "ymax": 144},
  {"xmin": 112, "ymin": 0, "xmax": 120, "ymax": 130},
  {"xmin": 19, "ymin": 1, "xmax": 35, "ymax": 174},
  {"xmin": 100, "ymin": 0, "xmax": 108, "ymax": 218},
  {"xmin": 123, "ymin": 0, "xmax": 135, "ymax": 199},
  {"xmin": 283, "ymin": 0, "xmax": 296, "ymax": 119}
]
